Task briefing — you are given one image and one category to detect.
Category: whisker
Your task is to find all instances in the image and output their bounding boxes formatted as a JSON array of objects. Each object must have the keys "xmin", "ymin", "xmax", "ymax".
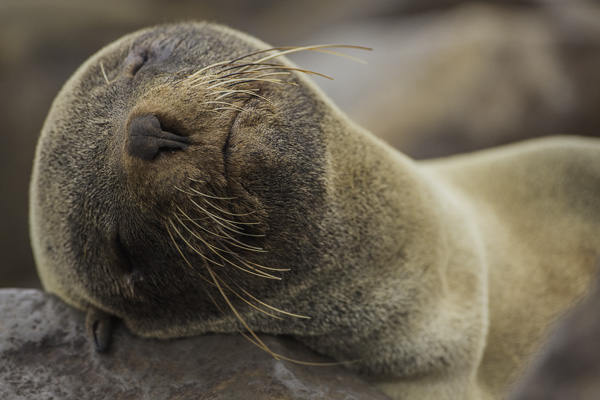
[
  {"xmin": 239, "ymin": 332, "xmax": 355, "ymax": 367},
  {"xmin": 211, "ymin": 223, "xmax": 266, "ymax": 239},
  {"xmin": 204, "ymin": 101, "xmax": 246, "ymax": 112},
  {"xmin": 215, "ymin": 274, "xmax": 284, "ymax": 319},
  {"xmin": 189, "ymin": 197, "xmax": 259, "ymax": 229},
  {"xmin": 205, "ymin": 265, "xmax": 282, "ymax": 360},
  {"xmin": 254, "ymin": 45, "xmax": 372, "ymax": 64},
  {"xmin": 252, "ymin": 65, "xmax": 334, "ymax": 80},
  {"xmin": 244, "ymin": 259, "xmax": 289, "ymax": 272},
  {"xmin": 100, "ymin": 61, "xmax": 111, "ymax": 85},
  {"xmin": 221, "ymin": 255, "xmax": 281, "ymax": 280},
  {"xmin": 236, "ymin": 284, "xmax": 310, "ymax": 319},
  {"xmin": 219, "ymin": 64, "xmax": 334, "ymax": 81},
  {"xmin": 214, "ymin": 107, "xmax": 246, "ymax": 112},
  {"xmin": 221, "ymin": 236, "xmax": 265, "ymax": 254},
  {"xmin": 169, "ymin": 221, "xmax": 272, "ymax": 330},
  {"xmin": 204, "ymin": 220, "xmax": 266, "ymax": 253},
  {"xmin": 189, "ymin": 60, "xmax": 232, "ymax": 78},
  {"xmin": 166, "ymin": 221, "xmax": 222, "ymax": 288},
  {"xmin": 174, "ymin": 210, "xmax": 270, "ymax": 272},
  {"xmin": 186, "ymin": 73, "xmax": 220, "ymax": 86},
  {"xmin": 207, "ymin": 76, "xmax": 292, "ymax": 90},
  {"xmin": 219, "ymin": 249, "xmax": 282, "ymax": 279},
  {"xmin": 211, "ymin": 69, "xmax": 294, "ymax": 82},
  {"xmin": 201, "ymin": 197, "xmax": 256, "ymax": 218},
  {"xmin": 175, "ymin": 213, "xmax": 266, "ymax": 260},
  {"xmin": 165, "ymin": 239, "xmax": 268, "ymax": 351},
  {"xmin": 225, "ymin": 292, "xmax": 283, "ymax": 319},
  {"xmin": 175, "ymin": 215, "xmax": 239, "ymax": 256},
  {"xmin": 176, "ymin": 188, "xmax": 266, "ymax": 239},
  {"xmin": 177, "ymin": 184, "xmax": 237, "ymax": 201},
  {"xmin": 175, "ymin": 206, "xmax": 231, "ymax": 240},
  {"xmin": 217, "ymin": 62, "xmax": 266, "ymax": 74},
  {"xmin": 213, "ymin": 88, "xmax": 259, "ymax": 99},
  {"xmin": 209, "ymin": 69, "xmax": 270, "ymax": 82},
  {"xmin": 168, "ymin": 219, "xmax": 227, "ymax": 269},
  {"xmin": 169, "ymin": 220, "xmax": 283, "ymax": 316},
  {"xmin": 224, "ymin": 79, "xmax": 297, "ymax": 89},
  {"xmin": 169, "ymin": 215, "xmax": 349, "ymax": 365},
  {"xmin": 213, "ymin": 89, "xmax": 274, "ymax": 107}
]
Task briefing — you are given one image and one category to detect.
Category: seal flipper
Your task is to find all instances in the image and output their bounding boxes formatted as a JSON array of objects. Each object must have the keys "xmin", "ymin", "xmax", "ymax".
[{"xmin": 85, "ymin": 307, "xmax": 117, "ymax": 353}]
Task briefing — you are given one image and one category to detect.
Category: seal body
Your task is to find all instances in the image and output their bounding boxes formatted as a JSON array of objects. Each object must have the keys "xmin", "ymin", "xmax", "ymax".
[{"xmin": 30, "ymin": 22, "xmax": 600, "ymax": 399}]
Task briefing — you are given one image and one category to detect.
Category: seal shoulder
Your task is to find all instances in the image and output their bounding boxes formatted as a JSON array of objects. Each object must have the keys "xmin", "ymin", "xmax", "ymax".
[{"xmin": 423, "ymin": 135, "xmax": 600, "ymax": 221}]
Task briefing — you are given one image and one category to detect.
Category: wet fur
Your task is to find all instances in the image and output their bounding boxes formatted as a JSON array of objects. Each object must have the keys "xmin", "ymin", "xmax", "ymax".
[{"xmin": 30, "ymin": 22, "xmax": 600, "ymax": 399}]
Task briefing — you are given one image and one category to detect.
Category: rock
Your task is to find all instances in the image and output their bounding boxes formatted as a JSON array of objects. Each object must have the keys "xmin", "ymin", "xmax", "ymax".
[{"xmin": 0, "ymin": 289, "xmax": 390, "ymax": 400}]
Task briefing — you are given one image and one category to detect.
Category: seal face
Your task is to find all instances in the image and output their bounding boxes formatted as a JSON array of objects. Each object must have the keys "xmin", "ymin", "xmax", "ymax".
[{"xmin": 30, "ymin": 23, "xmax": 333, "ymax": 337}]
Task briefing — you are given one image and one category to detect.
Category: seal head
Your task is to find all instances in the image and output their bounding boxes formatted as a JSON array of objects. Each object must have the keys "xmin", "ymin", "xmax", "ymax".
[{"xmin": 31, "ymin": 23, "xmax": 337, "ymax": 337}]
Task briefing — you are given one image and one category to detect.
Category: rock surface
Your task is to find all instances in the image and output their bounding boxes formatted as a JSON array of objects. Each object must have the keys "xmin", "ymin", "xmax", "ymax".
[{"xmin": 0, "ymin": 289, "xmax": 390, "ymax": 400}]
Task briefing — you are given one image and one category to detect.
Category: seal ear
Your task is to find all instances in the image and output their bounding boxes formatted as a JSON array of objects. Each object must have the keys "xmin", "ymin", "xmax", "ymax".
[{"xmin": 85, "ymin": 307, "xmax": 118, "ymax": 353}]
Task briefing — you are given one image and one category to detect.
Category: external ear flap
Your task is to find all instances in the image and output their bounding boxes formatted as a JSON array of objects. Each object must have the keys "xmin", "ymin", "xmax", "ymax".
[{"xmin": 85, "ymin": 307, "xmax": 118, "ymax": 353}]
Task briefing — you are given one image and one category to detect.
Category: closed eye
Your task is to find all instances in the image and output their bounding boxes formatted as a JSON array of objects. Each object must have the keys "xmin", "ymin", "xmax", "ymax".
[
  {"xmin": 129, "ymin": 49, "xmax": 149, "ymax": 76},
  {"xmin": 122, "ymin": 48, "xmax": 151, "ymax": 78}
]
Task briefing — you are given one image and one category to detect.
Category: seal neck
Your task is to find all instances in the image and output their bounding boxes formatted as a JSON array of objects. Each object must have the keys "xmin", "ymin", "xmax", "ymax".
[{"xmin": 286, "ymin": 118, "xmax": 488, "ymax": 379}]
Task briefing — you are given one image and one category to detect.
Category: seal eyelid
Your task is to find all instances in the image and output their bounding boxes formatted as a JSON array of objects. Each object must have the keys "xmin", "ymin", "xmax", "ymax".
[
  {"xmin": 122, "ymin": 48, "xmax": 151, "ymax": 78},
  {"xmin": 130, "ymin": 50, "xmax": 150, "ymax": 76}
]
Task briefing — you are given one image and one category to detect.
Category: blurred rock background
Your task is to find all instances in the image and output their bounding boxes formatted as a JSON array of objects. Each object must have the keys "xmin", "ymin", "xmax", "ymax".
[{"xmin": 2, "ymin": 0, "xmax": 600, "ymax": 290}]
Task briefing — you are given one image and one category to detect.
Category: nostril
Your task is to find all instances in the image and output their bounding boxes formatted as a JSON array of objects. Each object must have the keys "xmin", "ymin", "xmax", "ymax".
[{"xmin": 127, "ymin": 114, "xmax": 190, "ymax": 161}]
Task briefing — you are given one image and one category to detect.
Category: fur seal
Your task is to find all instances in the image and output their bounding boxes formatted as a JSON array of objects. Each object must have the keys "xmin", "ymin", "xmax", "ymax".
[{"xmin": 30, "ymin": 22, "xmax": 600, "ymax": 399}]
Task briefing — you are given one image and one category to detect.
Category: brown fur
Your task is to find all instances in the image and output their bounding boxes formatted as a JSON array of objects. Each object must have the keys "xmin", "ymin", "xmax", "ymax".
[{"xmin": 30, "ymin": 22, "xmax": 600, "ymax": 399}]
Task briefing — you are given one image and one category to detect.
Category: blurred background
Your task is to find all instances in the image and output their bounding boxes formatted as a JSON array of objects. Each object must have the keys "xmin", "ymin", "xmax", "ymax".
[{"xmin": 2, "ymin": 0, "xmax": 600, "ymax": 288}]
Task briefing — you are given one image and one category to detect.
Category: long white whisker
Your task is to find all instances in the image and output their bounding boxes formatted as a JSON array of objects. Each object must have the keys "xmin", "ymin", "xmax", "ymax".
[
  {"xmin": 100, "ymin": 61, "xmax": 111, "ymax": 84},
  {"xmin": 177, "ymin": 184, "xmax": 237, "ymax": 201},
  {"xmin": 207, "ymin": 77, "xmax": 292, "ymax": 90},
  {"xmin": 168, "ymin": 219, "xmax": 226, "ymax": 269},
  {"xmin": 204, "ymin": 101, "xmax": 246, "ymax": 112},
  {"xmin": 255, "ymin": 44, "xmax": 372, "ymax": 64},
  {"xmin": 235, "ymin": 284, "xmax": 310, "ymax": 319},
  {"xmin": 189, "ymin": 197, "xmax": 260, "ymax": 229},
  {"xmin": 205, "ymin": 265, "xmax": 282, "ymax": 360}
]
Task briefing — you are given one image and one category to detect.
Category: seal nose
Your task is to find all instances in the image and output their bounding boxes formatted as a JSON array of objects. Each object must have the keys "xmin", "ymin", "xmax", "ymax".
[{"xmin": 127, "ymin": 114, "xmax": 190, "ymax": 160}]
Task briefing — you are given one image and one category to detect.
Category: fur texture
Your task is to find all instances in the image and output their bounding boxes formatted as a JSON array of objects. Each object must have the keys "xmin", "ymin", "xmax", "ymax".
[{"xmin": 30, "ymin": 22, "xmax": 600, "ymax": 399}]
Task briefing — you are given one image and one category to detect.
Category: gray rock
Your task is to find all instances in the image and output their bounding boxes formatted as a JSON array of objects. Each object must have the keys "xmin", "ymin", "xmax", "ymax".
[{"xmin": 0, "ymin": 289, "xmax": 390, "ymax": 400}]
